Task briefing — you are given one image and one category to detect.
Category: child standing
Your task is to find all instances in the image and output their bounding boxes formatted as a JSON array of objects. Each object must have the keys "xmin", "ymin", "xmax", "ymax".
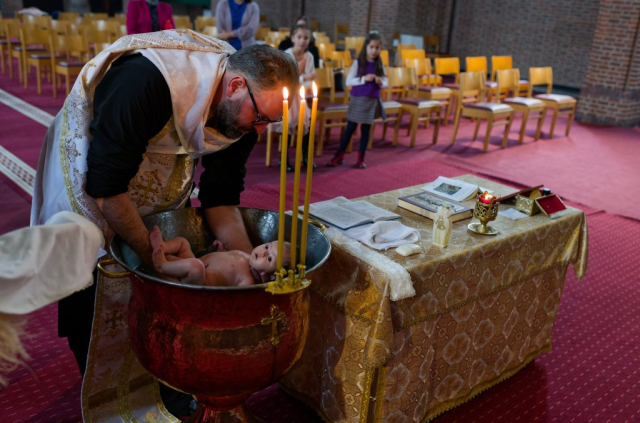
[
  {"xmin": 275, "ymin": 24, "xmax": 318, "ymax": 170},
  {"xmin": 327, "ymin": 31, "xmax": 387, "ymax": 169}
]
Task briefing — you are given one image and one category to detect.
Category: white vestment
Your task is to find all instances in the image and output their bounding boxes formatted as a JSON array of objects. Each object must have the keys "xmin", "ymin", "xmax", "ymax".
[{"xmin": 30, "ymin": 30, "xmax": 238, "ymax": 255}]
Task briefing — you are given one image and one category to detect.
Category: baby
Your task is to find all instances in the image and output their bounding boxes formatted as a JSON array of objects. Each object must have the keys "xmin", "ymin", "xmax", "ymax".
[{"xmin": 149, "ymin": 226, "xmax": 290, "ymax": 287}]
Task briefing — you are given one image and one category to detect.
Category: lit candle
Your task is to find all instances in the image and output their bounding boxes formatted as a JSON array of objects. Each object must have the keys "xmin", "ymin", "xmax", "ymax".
[
  {"xmin": 478, "ymin": 191, "xmax": 495, "ymax": 204},
  {"xmin": 300, "ymin": 82, "xmax": 318, "ymax": 266},
  {"xmin": 276, "ymin": 87, "xmax": 289, "ymax": 271},
  {"xmin": 289, "ymin": 86, "xmax": 306, "ymax": 270}
]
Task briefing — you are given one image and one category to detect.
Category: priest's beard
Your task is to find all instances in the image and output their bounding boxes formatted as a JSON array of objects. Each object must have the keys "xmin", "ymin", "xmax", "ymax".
[{"xmin": 209, "ymin": 95, "xmax": 254, "ymax": 139}]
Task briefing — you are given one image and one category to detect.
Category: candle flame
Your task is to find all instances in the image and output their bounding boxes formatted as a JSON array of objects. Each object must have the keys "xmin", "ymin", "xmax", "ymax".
[
  {"xmin": 283, "ymin": 87, "xmax": 288, "ymax": 100},
  {"xmin": 312, "ymin": 81, "xmax": 318, "ymax": 98},
  {"xmin": 299, "ymin": 85, "xmax": 305, "ymax": 99}
]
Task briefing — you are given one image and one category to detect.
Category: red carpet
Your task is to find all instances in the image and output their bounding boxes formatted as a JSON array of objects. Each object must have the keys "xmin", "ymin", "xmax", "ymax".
[{"xmin": 1, "ymin": 56, "xmax": 640, "ymax": 422}]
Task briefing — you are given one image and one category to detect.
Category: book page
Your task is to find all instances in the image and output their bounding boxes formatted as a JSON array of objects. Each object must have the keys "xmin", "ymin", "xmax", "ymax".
[
  {"xmin": 342, "ymin": 201, "xmax": 401, "ymax": 222},
  {"xmin": 404, "ymin": 192, "xmax": 470, "ymax": 213},
  {"xmin": 308, "ymin": 203, "xmax": 371, "ymax": 229},
  {"xmin": 421, "ymin": 176, "xmax": 479, "ymax": 202}
]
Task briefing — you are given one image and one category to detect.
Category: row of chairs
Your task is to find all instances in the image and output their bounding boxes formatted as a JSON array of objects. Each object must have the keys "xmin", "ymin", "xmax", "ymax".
[{"xmin": 265, "ymin": 64, "xmax": 576, "ymax": 163}]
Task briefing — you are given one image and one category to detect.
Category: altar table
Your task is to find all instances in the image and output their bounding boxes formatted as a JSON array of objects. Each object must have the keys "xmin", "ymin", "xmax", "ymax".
[{"xmin": 280, "ymin": 175, "xmax": 588, "ymax": 423}]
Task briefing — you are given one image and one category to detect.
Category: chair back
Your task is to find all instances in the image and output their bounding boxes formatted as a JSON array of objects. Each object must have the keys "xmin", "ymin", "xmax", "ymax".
[
  {"xmin": 202, "ymin": 26, "xmax": 217, "ymax": 37},
  {"xmin": 85, "ymin": 28, "xmax": 114, "ymax": 45},
  {"xmin": 380, "ymin": 50, "xmax": 389, "ymax": 67},
  {"xmin": 466, "ymin": 56, "xmax": 487, "ymax": 74},
  {"xmin": 314, "ymin": 32, "xmax": 330, "ymax": 45},
  {"xmin": 0, "ymin": 18, "xmax": 19, "ymax": 38},
  {"xmin": 404, "ymin": 58, "xmax": 432, "ymax": 77},
  {"xmin": 490, "ymin": 55, "xmax": 513, "ymax": 81},
  {"xmin": 496, "ymin": 68, "xmax": 520, "ymax": 100},
  {"xmin": 25, "ymin": 15, "xmax": 52, "ymax": 30},
  {"xmin": 528, "ymin": 67, "xmax": 553, "ymax": 95},
  {"xmin": 318, "ymin": 42, "xmax": 335, "ymax": 60},
  {"xmin": 458, "ymin": 71, "xmax": 486, "ymax": 102},
  {"xmin": 58, "ymin": 12, "xmax": 79, "ymax": 21},
  {"xmin": 87, "ymin": 13, "xmax": 108, "ymax": 20},
  {"xmin": 51, "ymin": 20, "xmax": 72, "ymax": 35},
  {"xmin": 400, "ymin": 49, "xmax": 426, "ymax": 62},
  {"xmin": 173, "ymin": 15, "xmax": 192, "ymax": 30},
  {"xmin": 51, "ymin": 33, "xmax": 90, "ymax": 61},
  {"xmin": 334, "ymin": 23, "xmax": 348, "ymax": 45},
  {"xmin": 386, "ymin": 67, "xmax": 417, "ymax": 99},
  {"xmin": 195, "ymin": 16, "xmax": 216, "ymax": 33},
  {"xmin": 330, "ymin": 50, "xmax": 352, "ymax": 68},
  {"xmin": 423, "ymin": 35, "xmax": 439, "ymax": 53},
  {"xmin": 114, "ymin": 13, "xmax": 127, "ymax": 24},
  {"xmin": 20, "ymin": 27, "xmax": 50, "ymax": 51},
  {"xmin": 345, "ymin": 36, "xmax": 364, "ymax": 52},
  {"xmin": 434, "ymin": 57, "xmax": 460, "ymax": 83},
  {"xmin": 315, "ymin": 67, "xmax": 336, "ymax": 102},
  {"xmin": 93, "ymin": 20, "xmax": 119, "ymax": 37}
]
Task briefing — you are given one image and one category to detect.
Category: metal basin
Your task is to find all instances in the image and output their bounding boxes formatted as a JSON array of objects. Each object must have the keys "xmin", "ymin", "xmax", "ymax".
[{"xmin": 109, "ymin": 208, "xmax": 331, "ymax": 413}]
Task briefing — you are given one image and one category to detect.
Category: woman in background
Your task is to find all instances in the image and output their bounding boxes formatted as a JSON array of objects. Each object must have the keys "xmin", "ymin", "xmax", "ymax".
[
  {"xmin": 214, "ymin": 0, "xmax": 259, "ymax": 50},
  {"xmin": 126, "ymin": 0, "xmax": 175, "ymax": 35}
]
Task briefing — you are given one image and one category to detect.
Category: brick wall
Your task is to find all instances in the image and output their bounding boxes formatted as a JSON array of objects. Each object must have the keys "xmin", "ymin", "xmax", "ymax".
[
  {"xmin": 449, "ymin": 0, "xmax": 600, "ymax": 88},
  {"xmin": 577, "ymin": 0, "xmax": 640, "ymax": 126}
]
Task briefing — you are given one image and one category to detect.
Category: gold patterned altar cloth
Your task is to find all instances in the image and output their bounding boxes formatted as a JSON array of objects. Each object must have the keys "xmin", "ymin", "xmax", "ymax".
[{"xmin": 280, "ymin": 175, "xmax": 588, "ymax": 422}]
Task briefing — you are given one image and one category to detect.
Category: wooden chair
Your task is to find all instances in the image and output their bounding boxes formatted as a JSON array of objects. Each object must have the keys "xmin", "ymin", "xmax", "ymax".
[
  {"xmin": 400, "ymin": 49, "xmax": 426, "ymax": 63},
  {"xmin": 380, "ymin": 50, "xmax": 389, "ymax": 67},
  {"xmin": 497, "ymin": 69, "xmax": 546, "ymax": 144},
  {"xmin": 413, "ymin": 59, "xmax": 451, "ymax": 126},
  {"xmin": 23, "ymin": 28, "xmax": 55, "ymax": 93},
  {"xmin": 12, "ymin": 23, "xmax": 47, "ymax": 83},
  {"xmin": 330, "ymin": 50, "xmax": 352, "ymax": 68},
  {"xmin": 396, "ymin": 43, "xmax": 417, "ymax": 66},
  {"xmin": 202, "ymin": 26, "xmax": 218, "ymax": 37},
  {"xmin": 423, "ymin": 35, "xmax": 439, "ymax": 54},
  {"xmin": 466, "ymin": 56, "xmax": 496, "ymax": 101},
  {"xmin": 195, "ymin": 16, "xmax": 216, "ymax": 33},
  {"xmin": 318, "ymin": 42, "xmax": 335, "ymax": 62},
  {"xmin": 404, "ymin": 58, "xmax": 441, "ymax": 87},
  {"xmin": 313, "ymin": 67, "xmax": 349, "ymax": 156},
  {"xmin": 334, "ymin": 23, "xmax": 348, "ymax": 49},
  {"xmin": 51, "ymin": 20, "xmax": 72, "ymax": 35},
  {"xmin": 450, "ymin": 72, "xmax": 514, "ymax": 152},
  {"xmin": 0, "ymin": 18, "xmax": 20, "ymax": 75},
  {"xmin": 173, "ymin": 15, "xmax": 192, "ymax": 30},
  {"xmin": 527, "ymin": 67, "xmax": 577, "ymax": 138},
  {"xmin": 58, "ymin": 12, "xmax": 79, "ymax": 21},
  {"xmin": 50, "ymin": 33, "xmax": 90, "ymax": 98},
  {"xmin": 392, "ymin": 67, "xmax": 443, "ymax": 147},
  {"xmin": 87, "ymin": 13, "xmax": 109, "ymax": 20},
  {"xmin": 435, "ymin": 57, "xmax": 461, "ymax": 122},
  {"xmin": 345, "ymin": 36, "xmax": 364, "ymax": 53},
  {"xmin": 491, "ymin": 55, "xmax": 528, "ymax": 96}
]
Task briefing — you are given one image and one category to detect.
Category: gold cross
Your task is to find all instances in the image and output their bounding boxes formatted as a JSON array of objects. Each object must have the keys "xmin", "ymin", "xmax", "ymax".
[
  {"xmin": 261, "ymin": 304, "xmax": 286, "ymax": 346},
  {"xmin": 104, "ymin": 308, "xmax": 122, "ymax": 331}
]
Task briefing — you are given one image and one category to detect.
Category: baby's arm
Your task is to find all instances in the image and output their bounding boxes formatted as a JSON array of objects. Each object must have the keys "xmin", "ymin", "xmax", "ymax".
[{"xmin": 150, "ymin": 226, "xmax": 195, "ymax": 260}]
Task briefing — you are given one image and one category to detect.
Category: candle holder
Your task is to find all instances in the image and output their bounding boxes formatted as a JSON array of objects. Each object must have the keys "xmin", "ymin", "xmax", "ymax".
[{"xmin": 467, "ymin": 194, "xmax": 500, "ymax": 235}]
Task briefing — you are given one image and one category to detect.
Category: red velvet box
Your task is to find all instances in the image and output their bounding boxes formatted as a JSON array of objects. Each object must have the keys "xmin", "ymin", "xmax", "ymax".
[{"xmin": 535, "ymin": 194, "xmax": 567, "ymax": 218}]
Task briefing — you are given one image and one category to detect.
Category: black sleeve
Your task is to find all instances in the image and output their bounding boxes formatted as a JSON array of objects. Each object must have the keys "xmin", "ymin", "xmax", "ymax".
[
  {"xmin": 278, "ymin": 37, "xmax": 293, "ymax": 51},
  {"xmin": 198, "ymin": 132, "xmax": 258, "ymax": 208},
  {"xmin": 85, "ymin": 54, "xmax": 173, "ymax": 199},
  {"xmin": 308, "ymin": 42, "xmax": 320, "ymax": 68}
]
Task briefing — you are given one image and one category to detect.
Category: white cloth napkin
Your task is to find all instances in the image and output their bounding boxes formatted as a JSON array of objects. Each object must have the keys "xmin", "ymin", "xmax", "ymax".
[{"xmin": 344, "ymin": 221, "xmax": 420, "ymax": 250}]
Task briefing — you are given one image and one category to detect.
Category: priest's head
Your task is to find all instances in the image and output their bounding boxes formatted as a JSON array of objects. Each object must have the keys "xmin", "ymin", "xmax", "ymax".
[{"xmin": 208, "ymin": 45, "xmax": 298, "ymax": 138}]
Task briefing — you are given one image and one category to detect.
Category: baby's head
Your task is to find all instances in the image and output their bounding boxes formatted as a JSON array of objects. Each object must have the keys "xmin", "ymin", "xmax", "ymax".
[{"xmin": 249, "ymin": 241, "xmax": 291, "ymax": 281}]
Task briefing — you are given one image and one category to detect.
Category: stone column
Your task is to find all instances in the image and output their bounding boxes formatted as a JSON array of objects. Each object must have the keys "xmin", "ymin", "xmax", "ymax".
[{"xmin": 577, "ymin": 0, "xmax": 640, "ymax": 127}]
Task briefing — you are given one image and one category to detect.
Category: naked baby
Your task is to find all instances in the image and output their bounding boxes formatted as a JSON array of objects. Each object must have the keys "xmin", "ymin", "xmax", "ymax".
[{"xmin": 150, "ymin": 226, "xmax": 291, "ymax": 286}]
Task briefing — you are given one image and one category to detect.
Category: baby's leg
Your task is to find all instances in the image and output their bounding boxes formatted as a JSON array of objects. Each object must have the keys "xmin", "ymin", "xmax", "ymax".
[{"xmin": 151, "ymin": 247, "xmax": 206, "ymax": 285}]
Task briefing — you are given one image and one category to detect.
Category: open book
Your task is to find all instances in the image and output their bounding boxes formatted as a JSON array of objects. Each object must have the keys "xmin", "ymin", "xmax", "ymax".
[
  {"xmin": 421, "ymin": 176, "xmax": 492, "ymax": 202},
  {"xmin": 304, "ymin": 197, "xmax": 401, "ymax": 230}
]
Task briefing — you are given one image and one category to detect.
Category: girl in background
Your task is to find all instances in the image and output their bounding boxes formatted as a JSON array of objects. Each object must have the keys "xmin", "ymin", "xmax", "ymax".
[
  {"xmin": 276, "ymin": 24, "xmax": 318, "ymax": 170},
  {"xmin": 327, "ymin": 31, "xmax": 387, "ymax": 169}
]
